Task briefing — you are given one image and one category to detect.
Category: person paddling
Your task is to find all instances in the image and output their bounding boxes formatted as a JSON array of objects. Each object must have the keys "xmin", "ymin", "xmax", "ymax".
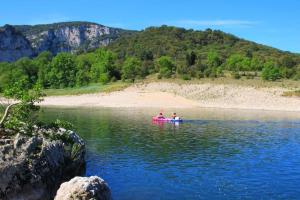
[
  {"xmin": 172, "ymin": 112, "xmax": 177, "ymax": 119},
  {"xmin": 157, "ymin": 112, "xmax": 165, "ymax": 119}
]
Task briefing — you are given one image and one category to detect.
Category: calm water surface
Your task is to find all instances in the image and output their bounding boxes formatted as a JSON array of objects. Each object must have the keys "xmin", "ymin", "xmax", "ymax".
[{"xmin": 39, "ymin": 107, "xmax": 300, "ymax": 200}]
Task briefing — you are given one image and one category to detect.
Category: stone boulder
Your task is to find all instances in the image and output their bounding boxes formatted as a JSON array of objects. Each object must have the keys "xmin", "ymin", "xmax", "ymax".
[
  {"xmin": 54, "ymin": 176, "xmax": 111, "ymax": 200},
  {"xmin": 0, "ymin": 127, "xmax": 85, "ymax": 200}
]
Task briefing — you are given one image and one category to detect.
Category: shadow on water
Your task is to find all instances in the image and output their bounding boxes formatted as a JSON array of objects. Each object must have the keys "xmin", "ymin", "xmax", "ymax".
[{"xmin": 39, "ymin": 107, "xmax": 300, "ymax": 200}]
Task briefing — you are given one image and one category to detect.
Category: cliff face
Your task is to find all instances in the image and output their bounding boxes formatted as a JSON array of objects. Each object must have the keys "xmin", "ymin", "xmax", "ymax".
[
  {"xmin": 0, "ymin": 22, "xmax": 132, "ymax": 62},
  {"xmin": 0, "ymin": 25, "xmax": 34, "ymax": 62}
]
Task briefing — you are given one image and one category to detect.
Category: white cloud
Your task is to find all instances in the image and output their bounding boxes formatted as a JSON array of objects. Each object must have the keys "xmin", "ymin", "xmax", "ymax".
[{"xmin": 176, "ymin": 19, "xmax": 260, "ymax": 27}]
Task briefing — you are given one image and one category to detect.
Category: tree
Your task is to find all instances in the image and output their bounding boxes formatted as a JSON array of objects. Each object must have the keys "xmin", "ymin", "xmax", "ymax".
[
  {"xmin": 35, "ymin": 51, "xmax": 53, "ymax": 66},
  {"xmin": 207, "ymin": 51, "xmax": 221, "ymax": 68},
  {"xmin": 122, "ymin": 57, "xmax": 141, "ymax": 82},
  {"xmin": 176, "ymin": 61, "xmax": 189, "ymax": 75},
  {"xmin": 48, "ymin": 53, "xmax": 77, "ymax": 88},
  {"xmin": 240, "ymin": 57, "xmax": 251, "ymax": 71},
  {"xmin": 250, "ymin": 57, "xmax": 263, "ymax": 71},
  {"xmin": 293, "ymin": 66, "xmax": 300, "ymax": 80},
  {"xmin": 0, "ymin": 80, "xmax": 43, "ymax": 130},
  {"xmin": 261, "ymin": 61, "xmax": 281, "ymax": 81},
  {"xmin": 225, "ymin": 54, "xmax": 244, "ymax": 71},
  {"xmin": 35, "ymin": 51, "xmax": 53, "ymax": 88},
  {"xmin": 90, "ymin": 49, "xmax": 117, "ymax": 83},
  {"xmin": 280, "ymin": 67, "xmax": 295, "ymax": 79},
  {"xmin": 155, "ymin": 56, "xmax": 176, "ymax": 78},
  {"xmin": 75, "ymin": 54, "xmax": 93, "ymax": 86},
  {"xmin": 280, "ymin": 55, "xmax": 296, "ymax": 68},
  {"xmin": 0, "ymin": 62, "xmax": 13, "ymax": 92},
  {"xmin": 140, "ymin": 50, "xmax": 154, "ymax": 61},
  {"xmin": 186, "ymin": 51, "xmax": 196, "ymax": 67},
  {"xmin": 14, "ymin": 57, "xmax": 39, "ymax": 88}
]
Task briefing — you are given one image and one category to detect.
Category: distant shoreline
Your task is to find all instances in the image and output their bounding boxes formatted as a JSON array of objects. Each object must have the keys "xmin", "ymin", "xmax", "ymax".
[{"xmin": 40, "ymin": 81, "xmax": 300, "ymax": 112}]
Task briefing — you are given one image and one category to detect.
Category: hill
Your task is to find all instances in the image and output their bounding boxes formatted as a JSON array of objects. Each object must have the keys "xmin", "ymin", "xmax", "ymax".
[
  {"xmin": 0, "ymin": 24, "xmax": 299, "ymax": 93},
  {"xmin": 108, "ymin": 25, "xmax": 298, "ymax": 58},
  {"xmin": 107, "ymin": 26, "xmax": 300, "ymax": 79}
]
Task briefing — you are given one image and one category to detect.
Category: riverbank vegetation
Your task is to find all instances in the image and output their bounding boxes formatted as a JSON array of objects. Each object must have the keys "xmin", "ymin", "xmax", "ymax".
[
  {"xmin": 0, "ymin": 26, "xmax": 299, "ymax": 95},
  {"xmin": 0, "ymin": 80, "xmax": 43, "ymax": 130},
  {"xmin": 282, "ymin": 90, "xmax": 300, "ymax": 97},
  {"xmin": 44, "ymin": 81, "xmax": 129, "ymax": 96}
]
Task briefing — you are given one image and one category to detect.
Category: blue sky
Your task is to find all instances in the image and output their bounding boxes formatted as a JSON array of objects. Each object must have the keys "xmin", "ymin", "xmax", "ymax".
[{"xmin": 1, "ymin": 0, "xmax": 300, "ymax": 52}]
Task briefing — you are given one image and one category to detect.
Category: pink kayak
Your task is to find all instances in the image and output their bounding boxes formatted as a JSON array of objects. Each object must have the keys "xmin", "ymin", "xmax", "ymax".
[{"xmin": 152, "ymin": 117, "xmax": 183, "ymax": 122}]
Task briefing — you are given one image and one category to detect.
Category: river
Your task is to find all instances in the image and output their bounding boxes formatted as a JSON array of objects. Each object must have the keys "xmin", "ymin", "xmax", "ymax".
[{"xmin": 39, "ymin": 107, "xmax": 300, "ymax": 200}]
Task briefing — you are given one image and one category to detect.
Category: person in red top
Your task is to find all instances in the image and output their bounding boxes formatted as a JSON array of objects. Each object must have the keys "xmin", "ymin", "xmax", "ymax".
[{"xmin": 157, "ymin": 112, "xmax": 165, "ymax": 119}]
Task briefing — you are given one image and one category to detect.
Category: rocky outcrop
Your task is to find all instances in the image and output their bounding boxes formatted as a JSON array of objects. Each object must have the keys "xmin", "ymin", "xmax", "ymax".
[
  {"xmin": 55, "ymin": 176, "xmax": 111, "ymax": 200},
  {"xmin": 0, "ymin": 127, "xmax": 85, "ymax": 200},
  {"xmin": 0, "ymin": 21, "xmax": 132, "ymax": 62},
  {"xmin": 21, "ymin": 23, "xmax": 120, "ymax": 55},
  {"xmin": 0, "ymin": 25, "xmax": 34, "ymax": 62}
]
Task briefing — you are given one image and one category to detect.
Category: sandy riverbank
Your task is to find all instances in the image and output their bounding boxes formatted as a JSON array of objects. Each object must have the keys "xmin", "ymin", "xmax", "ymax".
[{"xmin": 40, "ymin": 82, "xmax": 300, "ymax": 112}]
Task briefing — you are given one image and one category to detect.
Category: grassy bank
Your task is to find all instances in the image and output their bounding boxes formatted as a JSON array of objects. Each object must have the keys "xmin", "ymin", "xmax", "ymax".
[
  {"xmin": 282, "ymin": 90, "xmax": 300, "ymax": 97},
  {"xmin": 142, "ymin": 74, "xmax": 300, "ymax": 89},
  {"xmin": 43, "ymin": 75, "xmax": 300, "ymax": 96},
  {"xmin": 44, "ymin": 81, "xmax": 130, "ymax": 96}
]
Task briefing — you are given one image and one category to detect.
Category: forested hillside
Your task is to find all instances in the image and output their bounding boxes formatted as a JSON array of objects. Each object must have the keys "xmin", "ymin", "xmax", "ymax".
[
  {"xmin": 107, "ymin": 26, "xmax": 300, "ymax": 80},
  {"xmin": 0, "ymin": 25, "xmax": 299, "ymax": 93}
]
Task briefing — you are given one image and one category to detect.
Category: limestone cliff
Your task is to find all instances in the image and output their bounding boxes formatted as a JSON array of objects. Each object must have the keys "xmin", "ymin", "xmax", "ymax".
[
  {"xmin": 0, "ymin": 22, "xmax": 133, "ymax": 62},
  {"xmin": 0, "ymin": 25, "xmax": 34, "ymax": 62}
]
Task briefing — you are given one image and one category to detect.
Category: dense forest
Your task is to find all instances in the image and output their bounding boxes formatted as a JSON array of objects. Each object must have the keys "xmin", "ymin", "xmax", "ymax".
[{"xmin": 0, "ymin": 26, "xmax": 299, "ymax": 92}]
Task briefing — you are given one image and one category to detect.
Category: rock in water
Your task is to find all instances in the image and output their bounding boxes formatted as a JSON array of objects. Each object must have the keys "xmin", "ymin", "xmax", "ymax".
[
  {"xmin": 54, "ymin": 176, "xmax": 111, "ymax": 200},
  {"xmin": 0, "ymin": 127, "xmax": 86, "ymax": 200}
]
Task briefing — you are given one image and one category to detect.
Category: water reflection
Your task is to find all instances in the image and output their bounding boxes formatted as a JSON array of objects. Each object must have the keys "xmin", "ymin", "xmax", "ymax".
[{"xmin": 151, "ymin": 120, "xmax": 181, "ymax": 129}]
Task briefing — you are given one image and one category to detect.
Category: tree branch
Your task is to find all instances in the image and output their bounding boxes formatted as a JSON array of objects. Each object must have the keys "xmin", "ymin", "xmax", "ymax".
[{"xmin": 0, "ymin": 103, "xmax": 18, "ymax": 127}]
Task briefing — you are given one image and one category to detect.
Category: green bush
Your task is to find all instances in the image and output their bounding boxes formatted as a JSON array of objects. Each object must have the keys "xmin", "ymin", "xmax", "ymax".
[
  {"xmin": 181, "ymin": 74, "xmax": 191, "ymax": 80},
  {"xmin": 232, "ymin": 72, "xmax": 241, "ymax": 79},
  {"xmin": 261, "ymin": 61, "xmax": 281, "ymax": 81},
  {"xmin": 159, "ymin": 67, "xmax": 172, "ymax": 78},
  {"xmin": 99, "ymin": 73, "xmax": 110, "ymax": 84},
  {"xmin": 155, "ymin": 56, "xmax": 175, "ymax": 78},
  {"xmin": 293, "ymin": 72, "xmax": 300, "ymax": 80},
  {"xmin": 122, "ymin": 57, "xmax": 141, "ymax": 82},
  {"xmin": 54, "ymin": 119, "xmax": 75, "ymax": 130}
]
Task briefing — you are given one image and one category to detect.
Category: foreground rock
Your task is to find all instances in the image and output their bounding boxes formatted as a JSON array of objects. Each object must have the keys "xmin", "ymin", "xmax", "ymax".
[
  {"xmin": 55, "ymin": 176, "xmax": 111, "ymax": 200},
  {"xmin": 0, "ymin": 127, "xmax": 85, "ymax": 200}
]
